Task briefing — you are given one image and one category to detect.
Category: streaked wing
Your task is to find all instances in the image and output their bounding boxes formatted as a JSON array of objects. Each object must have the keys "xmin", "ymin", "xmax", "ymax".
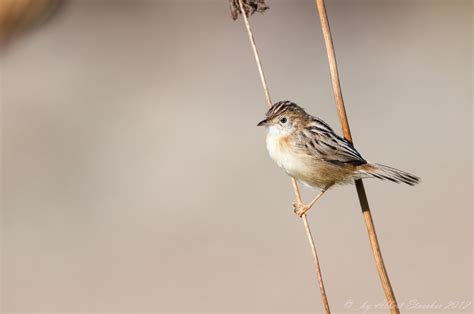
[{"xmin": 297, "ymin": 117, "xmax": 367, "ymax": 166}]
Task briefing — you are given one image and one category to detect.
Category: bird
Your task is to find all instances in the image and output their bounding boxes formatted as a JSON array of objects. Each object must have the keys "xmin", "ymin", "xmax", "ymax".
[{"xmin": 257, "ymin": 100, "xmax": 419, "ymax": 217}]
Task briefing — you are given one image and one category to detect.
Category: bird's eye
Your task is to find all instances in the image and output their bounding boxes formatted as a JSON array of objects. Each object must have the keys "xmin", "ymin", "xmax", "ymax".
[{"xmin": 280, "ymin": 117, "xmax": 288, "ymax": 124}]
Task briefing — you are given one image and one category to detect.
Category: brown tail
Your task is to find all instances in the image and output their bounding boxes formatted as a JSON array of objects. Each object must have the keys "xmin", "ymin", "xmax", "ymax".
[{"xmin": 357, "ymin": 163, "xmax": 420, "ymax": 186}]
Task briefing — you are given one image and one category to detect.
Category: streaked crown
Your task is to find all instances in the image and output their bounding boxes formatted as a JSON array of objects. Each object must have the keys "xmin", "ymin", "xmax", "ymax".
[{"xmin": 266, "ymin": 100, "xmax": 307, "ymax": 119}]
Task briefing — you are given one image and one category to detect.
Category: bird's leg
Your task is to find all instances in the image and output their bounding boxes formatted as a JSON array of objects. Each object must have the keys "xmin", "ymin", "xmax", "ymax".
[
  {"xmin": 291, "ymin": 181, "xmax": 332, "ymax": 217},
  {"xmin": 293, "ymin": 188, "xmax": 327, "ymax": 217}
]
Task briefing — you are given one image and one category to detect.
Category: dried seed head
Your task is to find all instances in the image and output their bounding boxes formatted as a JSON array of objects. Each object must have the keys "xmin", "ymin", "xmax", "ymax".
[{"xmin": 229, "ymin": 0, "xmax": 269, "ymax": 20}]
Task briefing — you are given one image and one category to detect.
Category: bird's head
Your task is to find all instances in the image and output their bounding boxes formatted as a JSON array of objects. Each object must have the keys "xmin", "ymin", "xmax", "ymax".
[{"xmin": 257, "ymin": 100, "xmax": 307, "ymax": 135}]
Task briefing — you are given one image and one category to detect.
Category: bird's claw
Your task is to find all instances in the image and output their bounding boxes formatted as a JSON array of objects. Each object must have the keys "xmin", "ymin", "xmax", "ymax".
[{"xmin": 292, "ymin": 201, "xmax": 309, "ymax": 217}]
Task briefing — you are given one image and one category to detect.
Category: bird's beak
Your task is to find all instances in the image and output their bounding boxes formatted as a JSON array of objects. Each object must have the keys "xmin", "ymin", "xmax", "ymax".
[{"xmin": 257, "ymin": 118, "xmax": 268, "ymax": 126}]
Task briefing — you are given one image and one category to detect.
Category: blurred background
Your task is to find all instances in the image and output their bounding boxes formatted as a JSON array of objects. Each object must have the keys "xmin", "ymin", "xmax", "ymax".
[{"xmin": 1, "ymin": 0, "xmax": 472, "ymax": 312}]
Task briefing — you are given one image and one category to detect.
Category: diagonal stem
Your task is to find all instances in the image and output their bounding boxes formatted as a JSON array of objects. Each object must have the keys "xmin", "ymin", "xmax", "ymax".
[
  {"xmin": 314, "ymin": 0, "xmax": 399, "ymax": 312},
  {"xmin": 291, "ymin": 177, "xmax": 304, "ymax": 204},
  {"xmin": 302, "ymin": 214, "xmax": 331, "ymax": 314},
  {"xmin": 237, "ymin": 0, "xmax": 331, "ymax": 312},
  {"xmin": 237, "ymin": 0, "xmax": 272, "ymax": 109},
  {"xmin": 291, "ymin": 178, "xmax": 331, "ymax": 313}
]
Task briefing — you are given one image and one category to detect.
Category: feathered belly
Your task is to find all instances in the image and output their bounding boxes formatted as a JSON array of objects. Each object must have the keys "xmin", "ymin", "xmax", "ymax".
[
  {"xmin": 266, "ymin": 133, "xmax": 350, "ymax": 188},
  {"xmin": 266, "ymin": 134, "xmax": 313, "ymax": 185}
]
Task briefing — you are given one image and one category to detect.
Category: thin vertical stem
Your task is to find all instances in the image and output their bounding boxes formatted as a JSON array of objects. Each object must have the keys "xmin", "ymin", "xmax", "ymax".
[
  {"xmin": 291, "ymin": 178, "xmax": 331, "ymax": 314},
  {"xmin": 238, "ymin": 1, "xmax": 272, "ymax": 109},
  {"xmin": 302, "ymin": 215, "xmax": 331, "ymax": 314},
  {"xmin": 313, "ymin": 0, "xmax": 399, "ymax": 312},
  {"xmin": 238, "ymin": 0, "xmax": 330, "ymax": 312}
]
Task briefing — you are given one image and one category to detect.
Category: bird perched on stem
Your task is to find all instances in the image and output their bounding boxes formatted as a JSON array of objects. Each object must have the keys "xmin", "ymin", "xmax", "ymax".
[{"xmin": 258, "ymin": 100, "xmax": 419, "ymax": 217}]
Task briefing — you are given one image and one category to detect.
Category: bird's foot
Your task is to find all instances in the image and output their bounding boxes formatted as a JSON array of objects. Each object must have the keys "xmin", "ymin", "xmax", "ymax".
[{"xmin": 292, "ymin": 201, "xmax": 310, "ymax": 217}]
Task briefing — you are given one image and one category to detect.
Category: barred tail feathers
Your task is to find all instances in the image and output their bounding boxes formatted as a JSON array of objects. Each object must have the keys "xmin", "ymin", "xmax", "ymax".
[{"xmin": 357, "ymin": 163, "xmax": 420, "ymax": 186}]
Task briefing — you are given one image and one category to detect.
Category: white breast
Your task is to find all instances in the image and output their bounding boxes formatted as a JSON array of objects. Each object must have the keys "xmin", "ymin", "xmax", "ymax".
[{"xmin": 266, "ymin": 130, "xmax": 308, "ymax": 179}]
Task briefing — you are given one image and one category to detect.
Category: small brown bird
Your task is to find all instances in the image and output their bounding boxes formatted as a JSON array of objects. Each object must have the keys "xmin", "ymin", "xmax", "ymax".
[{"xmin": 258, "ymin": 100, "xmax": 419, "ymax": 217}]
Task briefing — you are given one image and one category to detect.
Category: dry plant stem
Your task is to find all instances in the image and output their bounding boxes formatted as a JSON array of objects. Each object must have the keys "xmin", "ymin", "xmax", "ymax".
[
  {"xmin": 238, "ymin": 0, "xmax": 272, "ymax": 108},
  {"xmin": 314, "ymin": 0, "xmax": 399, "ymax": 313},
  {"xmin": 291, "ymin": 178, "xmax": 331, "ymax": 314},
  {"xmin": 237, "ymin": 0, "xmax": 330, "ymax": 312},
  {"xmin": 302, "ymin": 215, "xmax": 330, "ymax": 314},
  {"xmin": 291, "ymin": 177, "xmax": 304, "ymax": 204}
]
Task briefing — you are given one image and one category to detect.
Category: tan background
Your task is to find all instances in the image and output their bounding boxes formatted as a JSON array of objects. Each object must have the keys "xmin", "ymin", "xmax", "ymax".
[{"xmin": 1, "ymin": 0, "xmax": 472, "ymax": 312}]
